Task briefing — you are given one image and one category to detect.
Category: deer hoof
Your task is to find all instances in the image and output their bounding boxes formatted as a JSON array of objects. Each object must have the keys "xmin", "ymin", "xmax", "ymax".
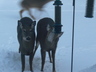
[
  {"xmin": 30, "ymin": 69, "xmax": 33, "ymax": 72},
  {"xmin": 53, "ymin": 70, "xmax": 56, "ymax": 72},
  {"xmin": 41, "ymin": 69, "xmax": 44, "ymax": 72},
  {"xmin": 50, "ymin": 60, "xmax": 53, "ymax": 63}
]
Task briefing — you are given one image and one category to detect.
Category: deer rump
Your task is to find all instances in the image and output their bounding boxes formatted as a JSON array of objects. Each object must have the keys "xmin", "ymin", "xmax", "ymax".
[
  {"xmin": 36, "ymin": 18, "xmax": 58, "ymax": 51},
  {"xmin": 35, "ymin": 17, "xmax": 63, "ymax": 72},
  {"xmin": 34, "ymin": 18, "xmax": 63, "ymax": 72}
]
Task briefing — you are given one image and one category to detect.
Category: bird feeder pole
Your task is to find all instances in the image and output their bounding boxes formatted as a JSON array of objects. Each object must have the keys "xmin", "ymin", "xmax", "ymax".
[
  {"xmin": 71, "ymin": 0, "xmax": 75, "ymax": 72},
  {"xmin": 53, "ymin": 0, "xmax": 63, "ymax": 33}
]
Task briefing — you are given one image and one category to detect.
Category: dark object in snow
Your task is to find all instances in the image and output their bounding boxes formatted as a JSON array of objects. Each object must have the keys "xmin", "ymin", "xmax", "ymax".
[
  {"xmin": 17, "ymin": 17, "xmax": 36, "ymax": 72},
  {"xmin": 33, "ymin": 17, "xmax": 63, "ymax": 72}
]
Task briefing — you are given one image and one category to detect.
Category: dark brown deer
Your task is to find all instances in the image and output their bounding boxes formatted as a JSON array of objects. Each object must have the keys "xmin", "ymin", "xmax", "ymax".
[
  {"xmin": 19, "ymin": 0, "xmax": 54, "ymax": 20},
  {"xmin": 17, "ymin": 17, "xmax": 36, "ymax": 72},
  {"xmin": 34, "ymin": 17, "xmax": 63, "ymax": 72}
]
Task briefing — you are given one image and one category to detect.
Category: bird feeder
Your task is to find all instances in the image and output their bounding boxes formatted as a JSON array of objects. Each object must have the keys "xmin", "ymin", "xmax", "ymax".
[
  {"xmin": 85, "ymin": 0, "xmax": 95, "ymax": 18},
  {"xmin": 53, "ymin": 0, "xmax": 63, "ymax": 33}
]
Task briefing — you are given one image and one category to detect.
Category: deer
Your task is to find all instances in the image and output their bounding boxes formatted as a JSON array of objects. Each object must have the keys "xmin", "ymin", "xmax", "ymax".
[
  {"xmin": 33, "ymin": 17, "xmax": 63, "ymax": 72},
  {"xmin": 17, "ymin": 17, "xmax": 36, "ymax": 72},
  {"xmin": 19, "ymin": 0, "xmax": 54, "ymax": 20}
]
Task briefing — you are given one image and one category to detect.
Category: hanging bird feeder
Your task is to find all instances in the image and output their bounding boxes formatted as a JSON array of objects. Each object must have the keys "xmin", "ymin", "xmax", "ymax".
[
  {"xmin": 53, "ymin": 0, "xmax": 63, "ymax": 33},
  {"xmin": 85, "ymin": 0, "xmax": 95, "ymax": 18}
]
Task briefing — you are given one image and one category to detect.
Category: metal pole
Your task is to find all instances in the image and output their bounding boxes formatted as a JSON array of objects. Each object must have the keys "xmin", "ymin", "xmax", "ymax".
[
  {"xmin": 71, "ymin": 0, "xmax": 75, "ymax": 72},
  {"xmin": 53, "ymin": 0, "xmax": 63, "ymax": 33}
]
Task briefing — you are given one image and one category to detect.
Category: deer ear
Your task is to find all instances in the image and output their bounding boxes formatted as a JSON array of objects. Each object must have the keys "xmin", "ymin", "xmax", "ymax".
[
  {"xmin": 57, "ymin": 32, "xmax": 64, "ymax": 38},
  {"xmin": 18, "ymin": 21, "xmax": 23, "ymax": 29},
  {"xmin": 33, "ymin": 21, "xmax": 36, "ymax": 26},
  {"xmin": 31, "ymin": 21, "xmax": 36, "ymax": 28},
  {"xmin": 47, "ymin": 24, "xmax": 50, "ymax": 31}
]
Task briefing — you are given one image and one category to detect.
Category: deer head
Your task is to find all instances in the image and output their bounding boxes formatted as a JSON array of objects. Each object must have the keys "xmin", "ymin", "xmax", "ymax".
[{"xmin": 18, "ymin": 20, "xmax": 36, "ymax": 42}]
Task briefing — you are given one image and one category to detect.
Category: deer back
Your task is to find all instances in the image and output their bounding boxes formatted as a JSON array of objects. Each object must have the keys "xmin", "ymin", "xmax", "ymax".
[
  {"xmin": 37, "ymin": 18, "xmax": 57, "ymax": 51},
  {"xmin": 21, "ymin": 0, "xmax": 54, "ymax": 9},
  {"xmin": 36, "ymin": 17, "xmax": 63, "ymax": 51},
  {"xmin": 37, "ymin": 18, "xmax": 54, "ymax": 41}
]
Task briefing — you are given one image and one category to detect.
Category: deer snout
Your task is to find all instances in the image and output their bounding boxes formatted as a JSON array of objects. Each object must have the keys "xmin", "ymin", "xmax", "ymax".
[
  {"xmin": 23, "ymin": 36, "xmax": 31, "ymax": 41},
  {"xmin": 26, "ymin": 36, "xmax": 31, "ymax": 41}
]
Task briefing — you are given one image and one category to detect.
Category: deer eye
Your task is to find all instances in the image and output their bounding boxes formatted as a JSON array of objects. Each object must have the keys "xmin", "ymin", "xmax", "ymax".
[
  {"xmin": 23, "ymin": 29, "xmax": 26, "ymax": 32},
  {"xmin": 29, "ymin": 29, "xmax": 33, "ymax": 32}
]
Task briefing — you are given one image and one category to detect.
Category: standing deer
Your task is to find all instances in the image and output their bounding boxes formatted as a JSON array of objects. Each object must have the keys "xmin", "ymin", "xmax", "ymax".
[
  {"xmin": 17, "ymin": 17, "xmax": 36, "ymax": 72},
  {"xmin": 19, "ymin": 0, "xmax": 54, "ymax": 20},
  {"xmin": 34, "ymin": 17, "xmax": 63, "ymax": 72}
]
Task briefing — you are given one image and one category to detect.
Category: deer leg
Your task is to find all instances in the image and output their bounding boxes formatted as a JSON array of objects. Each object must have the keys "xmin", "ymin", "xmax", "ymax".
[
  {"xmin": 41, "ymin": 49, "xmax": 46, "ymax": 71},
  {"xmin": 38, "ymin": 8, "xmax": 43, "ymax": 11},
  {"xmin": 29, "ymin": 54, "xmax": 33, "ymax": 72},
  {"xmin": 21, "ymin": 54, "xmax": 25, "ymax": 72},
  {"xmin": 19, "ymin": 46, "xmax": 21, "ymax": 53},
  {"xmin": 28, "ymin": 9, "xmax": 36, "ymax": 20},
  {"xmin": 33, "ymin": 46, "xmax": 37, "ymax": 57},
  {"xmin": 52, "ymin": 50, "xmax": 56, "ymax": 72},
  {"xmin": 19, "ymin": 9, "xmax": 25, "ymax": 18},
  {"xmin": 19, "ymin": 47, "xmax": 20, "ymax": 53},
  {"xmin": 33, "ymin": 37, "xmax": 40, "ymax": 56},
  {"xmin": 38, "ymin": 8, "xmax": 49, "ymax": 17},
  {"xmin": 48, "ymin": 51, "xmax": 52, "ymax": 63}
]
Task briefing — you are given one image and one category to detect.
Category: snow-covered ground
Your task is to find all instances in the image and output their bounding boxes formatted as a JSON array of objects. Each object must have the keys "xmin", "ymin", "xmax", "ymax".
[{"xmin": 0, "ymin": 0, "xmax": 96, "ymax": 72}]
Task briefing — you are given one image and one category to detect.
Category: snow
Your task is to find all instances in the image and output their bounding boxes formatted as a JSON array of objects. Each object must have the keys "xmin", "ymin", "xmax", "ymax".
[{"xmin": 0, "ymin": 0, "xmax": 96, "ymax": 72}]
